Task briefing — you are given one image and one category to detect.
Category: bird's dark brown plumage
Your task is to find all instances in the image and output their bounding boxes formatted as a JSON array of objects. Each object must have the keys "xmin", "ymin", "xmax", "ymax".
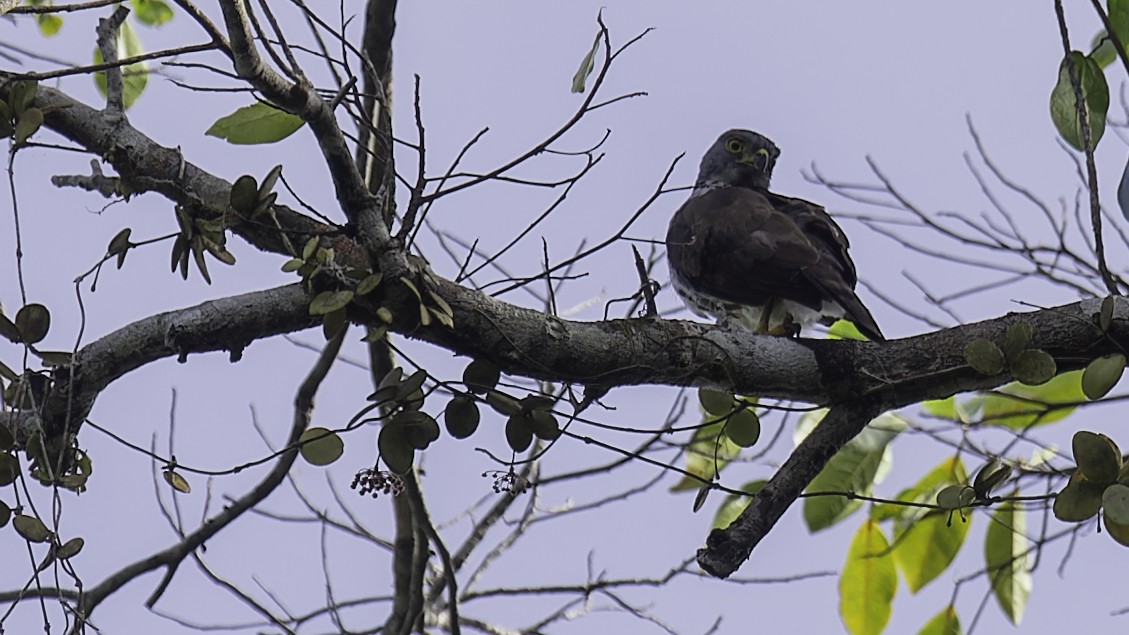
[{"xmin": 666, "ymin": 129, "xmax": 884, "ymax": 341}]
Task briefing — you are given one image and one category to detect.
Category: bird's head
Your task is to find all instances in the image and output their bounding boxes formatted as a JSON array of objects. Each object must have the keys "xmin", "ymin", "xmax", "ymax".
[{"xmin": 695, "ymin": 129, "xmax": 780, "ymax": 191}]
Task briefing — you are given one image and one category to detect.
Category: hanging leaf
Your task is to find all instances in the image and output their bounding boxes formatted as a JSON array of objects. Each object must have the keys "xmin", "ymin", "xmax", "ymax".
[
  {"xmin": 298, "ymin": 427, "xmax": 344, "ymax": 466},
  {"xmin": 984, "ymin": 500, "xmax": 1031, "ymax": 625},
  {"xmin": 1081, "ymin": 353, "xmax": 1126, "ymax": 400},
  {"xmin": 206, "ymin": 102, "xmax": 304, "ymax": 145},
  {"xmin": 711, "ymin": 480, "xmax": 766, "ymax": 529},
  {"xmin": 1049, "ymin": 51, "xmax": 1109, "ymax": 152},
  {"xmin": 1053, "ymin": 472, "xmax": 1104, "ymax": 522},
  {"xmin": 15, "ymin": 303, "xmax": 50, "ymax": 344},
  {"xmin": 571, "ymin": 32, "xmax": 601, "ymax": 94},
  {"xmin": 839, "ymin": 519, "xmax": 897, "ymax": 635},
  {"xmin": 916, "ymin": 605, "xmax": 961, "ymax": 635}
]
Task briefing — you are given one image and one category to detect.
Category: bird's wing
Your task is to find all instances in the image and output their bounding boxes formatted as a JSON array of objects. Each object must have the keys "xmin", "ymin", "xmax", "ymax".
[
  {"xmin": 768, "ymin": 193, "xmax": 884, "ymax": 341},
  {"xmin": 666, "ymin": 187, "xmax": 822, "ymax": 308}
]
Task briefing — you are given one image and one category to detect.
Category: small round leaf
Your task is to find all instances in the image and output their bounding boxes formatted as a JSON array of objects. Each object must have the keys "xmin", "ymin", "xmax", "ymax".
[
  {"xmin": 15, "ymin": 303, "xmax": 50, "ymax": 344},
  {"xmin": 936, "ymin": 484, "xmax": 975, "ymax": 510},
  {"xmin": 529, "ymin": 409, "xmax": 560, "ymax": 441},
  {"xmin": 1082, "ymin": 353, "xmax": 1126, "ymax": 400},
  {"xmin": 1052, "ymin": 472, "xmax": 1104, "ymax": 522},
  {"xmin": 699, "ymin": 388, "xmax": 736, "ymax": 416},
  {"xmin": 964, "ymin": 338, "xmax": 1005, "ymax": 375},
  {"xmin": 378, "ymin": 425, "xmax": 414, "ymax": 474},
  {"xmin": 299, "ymin": 427, "xmax": 344, "ymax": 466},
  {"xmin": 1073, "ymin": 430, "xmax": 1122, "ymax": 486},
  {"xmin": 1010, "ymin": 349, "xmax": 1056, "ymax": 386},
  {"xmin": 0, "ymin": 452, "xmax": 17, "ymax": 486},
  {"xmin": 1103, "ymin": 483, "xmax": 1129, "ymax": 526},
  {"xmin": 723, "ymin": 409, "xmax": 761, "ymax": 447},
  {"xmin": 505, "ymin": 415, "xmax": 533, "ymax": 453},
  {"xmin": 1104, "ymin": 510, "xmax": 1129, "ymax": 548},
  {"xmin": 463, "ymin": 359, "xmax": 500, "ymax": 393},
  {"xmin": 229, "ymin": 174, "xmax": 259, "ymax": 212},
  {"xmin": 444, "ymin": 396, "xmax": 480, "ymax": 439},
  {"xmin": 1002, "ymin": 321, "xmax": 1033, "ymax": 361}
]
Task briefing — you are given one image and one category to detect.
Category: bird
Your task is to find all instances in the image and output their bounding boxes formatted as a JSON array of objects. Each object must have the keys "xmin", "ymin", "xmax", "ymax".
[{"xmin": 665, "ymin": 129, "xmax": 884, "ymax": 341}]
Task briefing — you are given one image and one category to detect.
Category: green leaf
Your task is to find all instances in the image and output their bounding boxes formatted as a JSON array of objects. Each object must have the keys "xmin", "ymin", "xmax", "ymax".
[
  {"xmin": 839, "ymin": 519, "xmax": 897, "ymax": 635},
  {"xmin": 1053, "ymin": 472, "xmax": 1104, "ymax": 522},
  {"xmin": 894, "ymin": 508, "xmax": 971, "ymax": 593},
  {"xmin": 571, "ymin": 32, "xmax": 600, "ymax": 94},
  {"xmin": 93, "ymin": 21, "xmax": 149, "ymax": 109},
  {"xmin": 131, "ymin": 0, "xmax": 174, "ymax": 26},
  {"xmin": 163, "ymin": 469, "xmax": 191, "ymax": 493},
  {"xmin": 722, "ymin": 408, "xmax": 761, "ymax": 447},
  {"xmin": 1082, "ymin": 353, "xmax": 1126, "ymax": 400},
  {"xmin": 916, "ymin": 605, "xmax": 962, "ymax": 635},
  {"xmin": 13, "ymin": 515, "xmax": 51, "ymax": 543},
  {"xmin": 964, "ymin": 338, "xmax": 1004, "ymax": 375},
  {"xmin": 13, "ymin": 107, "xmax": 43, "ymax": 145},
  {"xmin": 1104, "ymin": 483, "xmax": 1129, "ymax": 525},
  {"xmin": 308, "ymin": 290, "xmax": 354, "ymax": 316},
  {"xmin": 984, "ymin": 500, "xmax": 1031, "ymax": 625},
  {"xmin": 463, "ymin": 359, "xmax": 500, "ymax": 393},
  {"xmin": 1009, "ymin": 349, "xmax": 1056, "ymax": 386},
  {"xmin": 711, "ymin": 480, "xmax": 766, "ymax": 529},
  {"xmin": 698, "ymin": 388, "xmax": 735, "ymax": 416},
  {"xmin": 206, "ymin": 102, "xmax": 304, "ymax": 145},
  {"xmin": 964, "ymin": 370, "xmax": 1083, "ymax": 428},
  {"xmin": 15, "ymin": 303, "xmax": 50, "ymax": 344},
  {"xmin": 828, "ymin": 319, "xmax": 866, "ymax": 341},
  {"xmin": 444, "ymin": 395, "xmax": 480, "ymax": 439},
  {"xmin": 36, "ymin": 14, "xmax": 62, "ymax": 37},
  {"xmin": 1049, "ymin": 51, "xmax": 1109, "ymax": 152},
  {"xmin": 378, "ymin": 425, "xmax": 413, "ymax": 474},
  {"xmin": 803, "ymin": 412, "xmax": 905, "ymax": 531},
  {"xmin": 1073, "ymin": 430, "xmax": 1121, "ymax": 485},
  {"xmin": 298, "ymin": 427, "xmax": 344, "ymax": 466}
]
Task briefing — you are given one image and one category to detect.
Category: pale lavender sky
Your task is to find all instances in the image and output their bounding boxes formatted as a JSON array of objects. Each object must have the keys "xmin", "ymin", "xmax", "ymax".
[{"xmin": 2, "ymin": 2, "xmax": 1126, "ymax": 634}]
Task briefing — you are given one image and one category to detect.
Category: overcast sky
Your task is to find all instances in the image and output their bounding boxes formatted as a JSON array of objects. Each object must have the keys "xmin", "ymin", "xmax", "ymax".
[{"xmin": 3, "ymin": 2, "xmax": 1128, "ymax": 634}]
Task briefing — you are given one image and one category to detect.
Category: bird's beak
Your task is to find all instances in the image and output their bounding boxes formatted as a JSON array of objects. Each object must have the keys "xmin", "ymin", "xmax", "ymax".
[{"xmin": 739, "ymin": 148, "xmax": 771, "ymax": 172}]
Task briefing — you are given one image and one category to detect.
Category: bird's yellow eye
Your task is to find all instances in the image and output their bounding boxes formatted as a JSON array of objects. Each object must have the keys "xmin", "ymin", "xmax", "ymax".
[{"xmin": 725, "ymin": 138, "xmax": 744, "ymax": 154}]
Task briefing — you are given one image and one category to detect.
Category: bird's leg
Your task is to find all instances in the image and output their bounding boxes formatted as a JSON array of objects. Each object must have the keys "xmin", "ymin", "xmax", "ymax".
[{"xmin": 755, "ymin": 298, "xmax": 776, "ymax": 334}]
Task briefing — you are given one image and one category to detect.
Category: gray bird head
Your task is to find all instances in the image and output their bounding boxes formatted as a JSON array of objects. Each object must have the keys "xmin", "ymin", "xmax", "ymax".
[{"xmin": 694, "ymin": 129, "xmax": 780, "ymax": 191}]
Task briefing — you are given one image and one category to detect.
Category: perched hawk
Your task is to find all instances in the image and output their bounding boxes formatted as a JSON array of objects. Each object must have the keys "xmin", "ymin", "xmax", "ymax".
[{"xmin": 665, "ymin": 129, "xmax": 884, "ymax": 341}]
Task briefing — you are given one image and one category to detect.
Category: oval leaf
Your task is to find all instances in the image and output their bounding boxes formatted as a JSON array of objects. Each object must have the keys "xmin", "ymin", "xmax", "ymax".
[
  {"xmin": 1073, "ymin": 430, "xmax": 1121, "ymax": 486},
  {"xmin": 378, "ymin": 425, "xmax": 414, "ymax": 474},
  {"xmin": 1053, "ymin": 472, "xmax": 1104, "ymax": 522},
  {"xmin": 1102, "ymin": 483, "xmax": 1129, "ymax": 526},
  {"xmin": 15, "ymin": 303, "xmax": 50, "ymax": 344},
  {"xmin": 505, "ymin": 415, "xmax": 533, "ymax": 453},
  {"xmin": 13, "ymin": 514, "xmax": 51, "ymax": 543},
  {"xmin": 1049, "ymin": 51, "xmax": 1109, "ymax": 151},
  {"xmin": 1082, "ymin": 353, "xmax": 1126, "ymax": 400},
  {"xmin": 444, "ymin": 395, "xmax": 480, "ymax": 439},
  {"xmin": 298, "ymin": 427, "xmax": 344, "ymax": 466},
  {"xmin": 699, "ymin": 388, "xmax": 735, "ymax": 416},
  {"xmin": 839, "ymin": 519, "xmax": 896, "ymax": 635},
  {"xmin": 964, "ymin": 338, "xmax": 1004, "ymax": 375},
  {"xmin": 1010, "ymin": 349, "xmax": 1056, "ymax": 386},
  {"xmin": 463, "ymin": 359, "xmax": 500, "ymax": 394},
  {"xmin": 206, "ymin": 102, "xmax": 304, "ymax": 145},
  {"xmin": 723, "ymin": 409, "xmax": 761, "ymax": 448},
  {"xmin": 984, "ymin": 501, "xmax": 1030, "ymax": 625},
  {"xmin": 163, "ymin": 469, "xmax": 191, "ymax": 493}
]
